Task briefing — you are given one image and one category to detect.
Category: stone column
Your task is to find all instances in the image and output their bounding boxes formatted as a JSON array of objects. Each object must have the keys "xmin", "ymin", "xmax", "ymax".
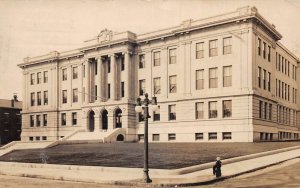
[
  {"xmin": 94, "ymin": 109, "xmax": 100, "ymax": 132},
  {"xmin": 110, "ymin": 54, "xmax": 116, "ymax": 100},
  {"xmin": 84, "ymin": 59, "xmax": 90, "ymax": 104},
  {"xmin": 124, "ymin": 52, "xmax": 131, "ymax": 100},
  {"xmin": 107, "ymin": 109, "xmax": 114, "ymax": 130},
  {"xmin": 97, "ymin": 57, "xmax": 103, "ymax": 102}
]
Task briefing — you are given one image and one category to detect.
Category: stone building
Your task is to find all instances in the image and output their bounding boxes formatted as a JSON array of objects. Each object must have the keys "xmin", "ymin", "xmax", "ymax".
[{"xmin": 18, "ymin": 6, "xmax": 300, "ymax": 142}]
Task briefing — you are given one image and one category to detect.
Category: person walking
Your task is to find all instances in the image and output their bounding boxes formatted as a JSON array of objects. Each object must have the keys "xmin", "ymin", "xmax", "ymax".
[{"xmin": 213, "ymin": 157, "xmax": 222, "ymax": 178}]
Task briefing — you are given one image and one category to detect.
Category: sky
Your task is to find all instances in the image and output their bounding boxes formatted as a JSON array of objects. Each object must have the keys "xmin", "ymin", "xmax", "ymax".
[{"xmin": 0, "ymin": 0, "xmax": 299, "ymax": 100}]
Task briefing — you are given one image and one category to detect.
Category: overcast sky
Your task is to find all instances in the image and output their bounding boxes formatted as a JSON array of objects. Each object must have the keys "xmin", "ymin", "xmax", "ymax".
[{"xmin": 0, "ymin": 0, "xmax": 299, "ymax": 100}]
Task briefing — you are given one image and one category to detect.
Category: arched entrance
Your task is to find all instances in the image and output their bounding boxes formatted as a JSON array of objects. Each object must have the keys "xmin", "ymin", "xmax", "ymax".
[
  {"xmin": 116, "ymin": 134, "xmax": 124, "ymax": 141},
  {"xmin": 88, "ymin": 110, "xmax": 95, "ymax": 132},
  {"xmin": 101, "ymin": 110, "xmax": 108, "ymax": 130},
  {"xmin": 115, "ymin": 108, "xmax": 122, "ymax": 128}
]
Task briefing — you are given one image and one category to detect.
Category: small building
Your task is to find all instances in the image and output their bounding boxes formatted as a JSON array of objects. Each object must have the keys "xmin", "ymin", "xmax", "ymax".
[{"xmin": 0, "ymin": 95, "xmax": 22, "ymax": 144}]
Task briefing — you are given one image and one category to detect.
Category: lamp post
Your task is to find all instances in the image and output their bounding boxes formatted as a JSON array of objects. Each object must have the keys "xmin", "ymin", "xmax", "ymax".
[{"xmin": 135, "ymin": 93, "xmax": 158, "ymax": 183}]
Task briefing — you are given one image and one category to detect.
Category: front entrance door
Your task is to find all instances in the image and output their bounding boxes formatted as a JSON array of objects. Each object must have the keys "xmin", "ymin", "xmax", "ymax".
[
  {"xmin": 88, "ymin": 110, "xmax": 95, "ymax": 132},
  {"xmin": 102, "ymin": 110, "xmax": 108, "ymax": 130}
]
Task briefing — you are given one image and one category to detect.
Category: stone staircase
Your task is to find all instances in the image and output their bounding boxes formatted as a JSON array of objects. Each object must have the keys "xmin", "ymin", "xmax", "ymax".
[{"xmin": 0, "ymin": 141, "xmax": 53, "ymax": 156}]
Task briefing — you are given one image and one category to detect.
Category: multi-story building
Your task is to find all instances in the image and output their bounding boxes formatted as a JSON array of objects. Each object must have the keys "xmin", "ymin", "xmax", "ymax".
[
  {"xmin": 0, "ymin": 95, "xmax": 22, "ymax": 144},
  {"xmin": 18, "ymin": 6, "xmax": 300, "ymax": 142}
]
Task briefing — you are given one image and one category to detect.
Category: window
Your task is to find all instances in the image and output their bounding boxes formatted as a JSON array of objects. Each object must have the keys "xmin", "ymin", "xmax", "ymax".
[
  {"xmin": 37, "ymin": 92, "xmax": 41, "ymax": 106},
  {"xmin": 37, "ymin": 72, "xmax": 42, "ymax": 84},
  {"xmin": 61, "ymin": 113, "xmax": 66, "ymax": 126},
  {"xmin": 263, "ymin": 42, "xmax": 266, "ymax": 59},
  {"xmin": 154, "ymin": 51, "xmax": 160, "ymax": 66},
  {"xmin": 169, "ymin": 105, "xmax": 176, "ymax": 120},
  {"xmin": 107, "ymin": 84, "xmax": 110, "ymax": 99},
  {"xmin": 73, "ymin": 88, "xmax": 78, "ymax": 103},
  {"xmin": 94, "ymin": 60, "xmax": 98, "ymax": 75},
  {"xmin": 152, "ymin": 134, "xmax": 160, "ymax": 141},
  {"xmin": 139, "ymin": 54, "xmax": 145, "ymax": 68},
  {"xmin": 209, "ymin": 101, "xmax": 217, "ymax": 118},
  {"xmin": 121, "ymin": 56, "xmax": 125, "ymax": 71},
  {"xmin": 288, "ymin": 61, "xmax": 290, "ymax": 77},
  {"xmin": 264, "ymin": 102, "xmax": 267, "ymax": 119},
  {"xmin": 195, "ymin": 133, "xmax": 204, "ymax": 140},
  {"xmin": 258, "ymin": 67, "xmax": 261, "ymax": 88},
  {"xmin": 43, "ymin": 114, "xmax": 47, "ymax": 126},
  {"xmin": 268, "ymin": 72, "xmax": 271, "ymax": 91},
  {"xmin": 62, "ymin": 90, "xmax": 67, "ymax": 104},
  {"xmin": 73, "ymin": 67, "xmax": 78, "ymax": 79},
  {"xmin": 168, "ymin": 133, "xmax": 176, "ymax": 141},
  {"xmin": 195, "ymin": 102, "xmax": 204, "ymax": 119},
  {"xmin": 29, "ymin": 137, "xmax": 34, "ymax": 141},
  {"xmin": 169, "ymin": 75, "xmax": 177, "ymax": 93},
  {"xmin": 83, "ymin": 65, "xmax": 85, "ymax": 78},
  {"xmin": 72, "ymin": 112, "xmax": 77, "ymax": 125},
  {"xmin": 30, "ymin": 115, "xmax": 34, "ymax": 127},
  {"xmin": 31, "ymin": 92, "xmax": 35, "ymax": 106},
  {"xmin": 209, "ymin": 68, "xmax": 218, "ymax": 88},
  {"xmin": 258, "ymin": 38, "xmax": 261, "ymax": 56},
  {"xmin": 42, "ymin": 136, "xmax": 47, "ymax": 141},
  {"xmin": 209, "ymin": 132, "xmax": 217, "ymax": 140},
  {"xmin": 222, "ymin": 132, "xmax": 232, "ymax": 140},
  {"xmin": 138, "ymin": 112, "xmax": 144, "ymax": 122},
  {"xmin": 268, "ymin": 45, "xmax": 271, "ymax": 62},
  {"xmin": 62, "ymin": 68, "xmax": 67, "ymax": 81},
  {"xmin": 153, "ymin": 106, "xmax": 160, "ymax": 121},
  {"xmin": 36, "ymin": 115, "xmax": 41, "ymax": 127},
  {"xmin": 94, "ymin": 85, "xmax": 97, "ymax": 101},
  {"xmin": 269, "ymin": 104, "xmax": 272, "ymax": 120},
  {"xmin": 139, "ymin": 79, "xmax": 146, "ymax": 96},
  {"xmin": 209, "ymin": 39, "xmax": 218, "ymax": 57},
  {"xmin": 223, "ymin": 37, "xmax": 232, "ymax": 54},
  {"xmin": 223, "ymin": 100, "xmax": 232, "ymax": 118},
  {"xmin": 31, "ymin": 73, "xmax": 35, "ymax": 85},
  {"xmin": 138, "ymin": 134, "xmax": 144, "ymax": 141},
  {"xmin": 288, "ymin": 85, "xmax": 290, "ymax": 101},
  {"xmin": 36, "ymin": 136, "xmax": 40, "ymax": 141},
  {"xmin": 44, "ymin": 71, "xmax": 48, "ymax": 83},
  {"xmin": 263, "ymin": 69, "xmax": 266, "ymax": 90},
  {"xmin": 196, "ymin": 42, "xmax": 204, "ymax": 59},
  {"xmin": 259, "ymin": 101, "xmax": 263, "ymax": 118},
  {"xmin": 121, "ymin": 82, "xmax": 125, "ymax": 98},
  {"xmin": 44, "ymin": 91, "xmax": 48, "ymax": 105},
  {"xmin": 154, "ymin": 77, "xmax": 161, "ymax": 94},
  {"xmin": 169, "ymin": 48, "xmax": 176, "ymax": 64},
  {"xmin": 196, "ymin": 69, "xmax": 204, "ymax": 90},
  {"xmin": 223, "ymin": 66, "xmax": 232, "ymax": 87},
  {"xmin": 108, "ymin": 59, "xmax": 111, "ymax": 73}
]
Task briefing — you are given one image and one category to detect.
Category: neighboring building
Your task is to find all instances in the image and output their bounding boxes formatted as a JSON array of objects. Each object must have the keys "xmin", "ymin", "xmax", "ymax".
[
  {"xmin": 18, "ymin": 6, "xmax": 300, "ymax": 142},
  {"xmin": 0, "ymin": 95, "xmax": 22, "ymax": 144}
]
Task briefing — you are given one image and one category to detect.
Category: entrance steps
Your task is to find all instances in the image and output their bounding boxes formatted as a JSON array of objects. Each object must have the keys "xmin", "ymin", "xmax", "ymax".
[{"xmin": 0, "ymin": 141, "xmax": 53, "ymax": 156}]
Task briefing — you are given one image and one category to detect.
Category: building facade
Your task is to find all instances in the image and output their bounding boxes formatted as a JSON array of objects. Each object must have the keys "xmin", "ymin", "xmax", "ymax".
[
  {"xmin": 18, "ymin": 6, "xmax": 300, "ymax": 142},
  {"xmin": 0, "ymin": 96, "xmax": 22, "ymax": 144}
]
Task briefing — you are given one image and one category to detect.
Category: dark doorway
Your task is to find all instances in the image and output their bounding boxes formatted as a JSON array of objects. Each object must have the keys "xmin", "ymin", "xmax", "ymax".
[
  {"xmin": 101, "ymin": 110, "xmax": 108, "ymax": 130},
  {"xmin": 88, "ymin": 110, "xmax": 95, "ymax": 132},
  {"xmin": 116, "ymin": 134, "xmax": 124, "ymax": 141},
  {"xmin": 115, "ymin": 108, "xmax": 122, "ymax": 128}
]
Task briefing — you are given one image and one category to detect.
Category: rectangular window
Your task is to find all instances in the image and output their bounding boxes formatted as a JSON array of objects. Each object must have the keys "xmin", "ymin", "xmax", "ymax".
[
  {"xmin": 268, "ymin": 72, "xmax": 271, "ymax": 91},
  {"xmin": 154, "ymin": 51, "xmax": 160, "ymax": 66},
  {"xmin": 61, "ymin": 113, "xmax": 66, "ymax": 126},
  {"xmin": 108, "ymin": 59, "xmax": 111, "ymax": 73},
  {"xmin": 73, "ymin": 66, "xmax": 78, "ymax": 79},
  {"xmin": 259, "ymin": 101, "xmax": 263, "ymax": 118},
  {"xmin": 195, "ymin": 102, "xmax": 204, "ymax": 119},
  {"xmin": 209, "ymin": 101, "xmax": 217, "ymax": 118},
  {"xmin": 223, "ymin": 66, "xmax": 232, "ymax": 87},
  {"xmin": 36, "ymin": 136, "xmax": 40, "ymax": 141},
  {"xmin": 263, "ymin": 69, "xmax": 266, "ymax": 90},
  {"xmin": 94, "ymin": 85, "xmax": 97, "ymax": 101},
  {"xmin": 83, "ymin": 65, "xmax": 85, "ymax": 78},
  {"xmin": 43, "ymin": 71, "xmax": 48, "ymax": 83},
  {"xmin": 152, "ymin": 134, "xmax": 160, "ymax": 141},
  {"xmin": 36, "ymin": 115, "xmax": 41, "ymax": 127},
  {"xmin": 279, "ymin": 54, "xmax": 281, "ymax": 72},
  {"xmin": 169, "ymin": 75, "xmax": 177, "ymax": 93},
  {"xmin": 282, "ymin": 57, "xmax": 284, "ymax": 73},
  {"xmin": 196, "ymin": 42, "xmax": 204, "ymax": 59},
  {"xmin": 209, "ymin": 68, "xmax": 218, "ymax": 88},
  {"xmin": 73, "ymin": 88, "xmax": 78, "ymax": 103},
  {"xmin": 138, "ymin": 112, "xmax": 144, "ymax": 122},
  {"xmin": 209, "ymin": 132, "xmax": 217, "ymax": 140},
  {"xmin": 169, "ymin": 48, "xmax": 176, "ymax": 64},
  {"xmin": 72, "ymin": 112, "xmax": 77, "ymax": 125},
  {"xmin": 30, "ymin": 115, "xmax": 34, "ymax": 127},
  {"xmin": 264, "ymin": 102, "xmax": 267, "ymax": 119},
  {"xmin": 195, "ymin": 133, "xmax": 204, "ymax": 140},
  {"xmin": 268, "ymin": 45, "xmax": 271, "ymax": 62},
  {"xmin": 44, "ymin": 91, "xmax": 48, "ymax": 105},
  {"xmin": 154, "ymin": 77, "xmax": 161, "ymax": 95},
  {"xmin": 288, "ymin": 61, "xmax": 290, "ymax": 76},
  {"xmin": 29, "ymin": 137, "xmax": 34, "ymax": 141},
  {"xmin": 37, "ymin": 72, "xmax": 42, "ymax": 84},
  {"xmin": 288, "ymin": 85, "xmax": 290, "ymax": 101},
  {"xmin": 223, "ymin": 100, "xmax": 232, "ymax": 118},
  {"xmin": 223, "ymin": 37, "xmax": 232, "ymax": 54},
  {"xmin": 37, "ymin": 92, "xmax": 41, "ymax": 106},
  {"xmin": 138, "ymin": 134, "xmax": 144, "ymax": 141},
  {"xmin": 139, "ymin": 79, "xmax": 146, "ymax": 96},
  {"xmin": 258, "ymin": 38, "xmax": 261, "ymax": 56},
  {"xmin": 94, "ymin": 60, "xmax": 98, "ymax": 75},
  {"xmin": 168, "ymin": 133, "xmax": 176, "ymax": 141},
  {"xmin": 139, "ymin": 54, "xmax": 145, "ymax": 68},
  {"xmin": 107, "ymin": 84, "xmax": 110, "ymax": 99},
  {"xmin": 62, "ymin": 68, "xmax": 67, "ymax": 81},
  {"xmin": 263, "ymin": 42, "xmax": 266, "ymax": 59},
  {"xmin": 209, "ymin": 39, "xmax": 218, "ymax": 57},
  {"xmin": 31, "ymin": 92, "xmax": 35, "ymax": 106},
  {"xmin": 42, "ymin": 136, "xmax": 47, "ymax": 141},
  {"xmin": 121, "ymin": 82, "xmax": 125, "ymax": 98},
  {"xmin": 31, "ymin": 73, "xmax": 35, "ymax": 85},
  {"xmin": 258, "ymin": 67, "xmax": 261, "ymax": 88},
  {"xmin": 62, "ymin": 90, "xmax": 67, "ymax": 104},
  {"xmin": 269, "ymin": 104, "xmax": 272, "ymax": 120},
  {"xmin": 121, "ymin": 56, "xmax": 125, "ymax": 71},
  {"xmin": 196, "ymin": 69, "xmax": 204, "ymax": 90},
  {"xmin": 43, "ymin": 114, "xmax": 47, "ymax": 126},
  {"xmin": 153, "ymin": 106, "xmax": 160, "ymax": 121},
  {"xmin": 221, "ymin": 132, "xmax": 232, "ymax": 140},
  {"xmin": 169, "ymin": 105, "xmax": 176, "ymax": 120},
  {"xmin": 285, "ymin": 60, "xmax": 287, "ymax": 75}
]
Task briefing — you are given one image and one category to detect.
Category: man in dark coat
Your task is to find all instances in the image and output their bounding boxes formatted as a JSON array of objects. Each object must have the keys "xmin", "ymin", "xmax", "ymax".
[{"xmin": 213, "ymin": 157, "xmax": 222, "ymax": 178}]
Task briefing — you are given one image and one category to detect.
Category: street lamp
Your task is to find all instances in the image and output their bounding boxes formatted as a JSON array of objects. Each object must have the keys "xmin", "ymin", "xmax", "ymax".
[{"xmin": 135, "ymin": 93, "xmax": 157, "ymax": 183}]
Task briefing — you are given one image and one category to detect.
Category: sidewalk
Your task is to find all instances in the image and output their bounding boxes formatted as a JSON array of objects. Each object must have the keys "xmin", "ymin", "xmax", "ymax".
[{"xmin": 0, "ymin": 146, "xmax": 299, "ymax": 187}]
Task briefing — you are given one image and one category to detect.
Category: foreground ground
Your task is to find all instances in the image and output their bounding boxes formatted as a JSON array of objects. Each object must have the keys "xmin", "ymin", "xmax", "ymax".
[
  {"xmin": 0, "ymin": 159, "xmax": 299, "ymax": 188},
  {"xmin": 0, "ymin": 142, "xmax": 299, "ymax": 169}
]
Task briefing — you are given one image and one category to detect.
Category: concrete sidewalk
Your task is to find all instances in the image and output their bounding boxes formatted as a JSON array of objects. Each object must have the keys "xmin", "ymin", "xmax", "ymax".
[{"xmin": 0, "ymin": 146, "xmax": 299, "ymax": 187}]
